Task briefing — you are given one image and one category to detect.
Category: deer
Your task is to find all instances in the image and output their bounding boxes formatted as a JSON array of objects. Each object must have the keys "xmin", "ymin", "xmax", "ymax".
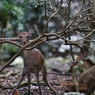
[
  {"xmin": 12, "ymin": 29, "xmax": 57, "ymax": 95},
  {"xmin": 71, "ymin": 54, "xmax": 94, "ymax": 74}
]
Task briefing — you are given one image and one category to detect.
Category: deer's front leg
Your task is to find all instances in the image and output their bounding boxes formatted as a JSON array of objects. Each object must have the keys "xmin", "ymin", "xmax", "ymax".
[
  {"xmin": 26, "ymin": 68, "xmax": 31, "ymax": 95},
  {"xmin": 12, "ymin": 67, "xmax": 26, "ymax": 95}
]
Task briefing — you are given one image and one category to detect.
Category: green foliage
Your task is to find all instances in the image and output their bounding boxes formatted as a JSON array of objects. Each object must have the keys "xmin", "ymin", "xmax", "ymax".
[
  {"xmin": 0, "ymin": 0, "xmax": 24, "ymax": 28},
  {"xmin": 30, "ymin": 1, "xmax": 44, "ymax": 8},
  {"xmin": 2, "ymin": 43, "xmax": 19, "ymax": 60},
  {"xmin": 0, "ymin": 0, "xmax": 46, "ymax": 60},
  {"xmin": 2, "ymin": 43, "xmax": 19, "ymax": 53}
]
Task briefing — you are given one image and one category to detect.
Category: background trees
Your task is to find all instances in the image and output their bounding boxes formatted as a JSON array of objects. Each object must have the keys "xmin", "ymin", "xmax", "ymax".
[
  {"xmin": 0, "ymin": 0, "xmax": 95, "ymax": 63},
  {"xmin": 0, "ymin": 0, "xmax": 95, "ymax": 94}
]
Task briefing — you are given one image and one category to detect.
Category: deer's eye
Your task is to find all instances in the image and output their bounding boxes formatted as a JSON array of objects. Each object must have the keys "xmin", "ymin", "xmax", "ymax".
[
  {"xmin": 27, "ymin": 36, "xmax": 29, "ymax": 38},
  {"xmin": 19, "ymin": 36, "xmax": 22, "ymax": 38}
]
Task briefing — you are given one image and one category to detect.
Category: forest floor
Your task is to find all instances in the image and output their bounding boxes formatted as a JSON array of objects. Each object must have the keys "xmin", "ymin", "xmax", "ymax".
[{"xmin": 0, "ymin": 66, "xmax": 85, "ymax": 95}]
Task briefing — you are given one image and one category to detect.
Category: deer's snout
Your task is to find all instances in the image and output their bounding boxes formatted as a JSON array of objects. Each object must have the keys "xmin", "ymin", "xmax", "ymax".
[
  {"xmin": 20, "ymin": 38, "xmax": 29, "ymax": 45},
  {"xmin": 21, "ymin": 41, "xmax": 27, "ymax": 45}
]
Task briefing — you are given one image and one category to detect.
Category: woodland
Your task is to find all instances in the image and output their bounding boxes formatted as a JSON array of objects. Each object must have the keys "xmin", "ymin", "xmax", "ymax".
[{"xmin": 0, "ymin": 0, "xmax": 95, "ymax": 95}]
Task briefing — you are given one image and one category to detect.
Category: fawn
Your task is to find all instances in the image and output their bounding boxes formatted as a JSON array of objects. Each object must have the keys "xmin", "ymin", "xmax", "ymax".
[{"xmin": 12, "ymin": 29, "xmax": 57, "ymax": 95}]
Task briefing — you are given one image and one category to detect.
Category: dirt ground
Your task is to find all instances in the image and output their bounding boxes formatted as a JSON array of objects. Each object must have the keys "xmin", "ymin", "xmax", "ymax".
[{"xmin": 0, "ymin": 66, "xmax": 75, "ymax": 95}]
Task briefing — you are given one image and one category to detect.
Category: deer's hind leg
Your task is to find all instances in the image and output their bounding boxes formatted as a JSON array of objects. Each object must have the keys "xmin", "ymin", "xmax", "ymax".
[
  {"xmin": 11, "ymin": 67, "xmax": 26, "ymax": 95},
  {"xmin": 35, "ymin": 69, "xmax": 42, "ymax": 95},
  {"xmin": 41, "ymin": 65, "xmax": 57, "ymax": 95}
]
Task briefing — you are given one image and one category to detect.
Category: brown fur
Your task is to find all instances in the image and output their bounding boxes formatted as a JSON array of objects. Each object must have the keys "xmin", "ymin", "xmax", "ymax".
[{"xmin": 12, "ymin": 31, "xmax": 57, "ymax": 95}]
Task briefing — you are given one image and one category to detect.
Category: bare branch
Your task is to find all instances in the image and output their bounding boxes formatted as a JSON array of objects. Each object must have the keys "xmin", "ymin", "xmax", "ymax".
[
  {"xmin": 0, "ymin": 37, "xmax": 20, "ymax": 41},
  {"xmin": 57, "ymin": 7, "xmax": 92, "ymax": 35},
  {"xmin": 0, "ymin": 38, "xmax": 45, "ymax": 72},
  {"xmin": 0, "ymin": 40, "xmax": 22, "ymax": 48},
  {"xmin": 42, "ymin": 9, "xmax": 60, "ymax": 36},
  {"xmin": 76, "ymin": 29, "xmax": 95, "ymax": 42}
]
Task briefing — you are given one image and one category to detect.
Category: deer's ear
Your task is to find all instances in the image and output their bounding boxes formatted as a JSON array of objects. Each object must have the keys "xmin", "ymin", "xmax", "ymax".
[
  {"xmin": 14, "ymin": 28, "xmax": 20, "ymax": 36},
  {"xmin": 28, "ymin": 28, "xmax": 34, "ymax": 37}
]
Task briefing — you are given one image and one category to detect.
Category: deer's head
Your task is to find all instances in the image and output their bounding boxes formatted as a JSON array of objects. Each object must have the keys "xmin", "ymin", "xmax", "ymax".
[{"xmin": 14, "ymin": 29, "xmax": 33, "ymax": 45}]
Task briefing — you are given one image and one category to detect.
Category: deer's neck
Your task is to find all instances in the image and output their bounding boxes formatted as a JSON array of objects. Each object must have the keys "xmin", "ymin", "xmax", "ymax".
[{"xmin": 23, "ymin": 49, "xmax": 33, "ymax": 60}]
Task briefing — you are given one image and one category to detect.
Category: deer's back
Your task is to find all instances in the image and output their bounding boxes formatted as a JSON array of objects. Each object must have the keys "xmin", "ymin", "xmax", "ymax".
[{"xmin": 23, "ymin": 48, "xmax": 45, "ymax": 72}]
